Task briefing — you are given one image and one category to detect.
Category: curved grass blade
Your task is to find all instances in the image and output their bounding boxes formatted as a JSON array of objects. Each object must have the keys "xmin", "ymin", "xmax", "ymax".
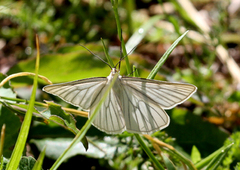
[
  {"xmin": 164, "ymin": 147, "xmax": 197, "ymax": 170},
  {"xmin": 132, "ymin": 65, "xmax": 139, "ymax": 77},
  {"xmin": 202, "ymin": 143, "xmax": 233, "ymax": 170},
  {"xmin": 101, "ymin": 38, "xmax": 114, "ymax": 68},
  {"xmin": 126, "ymin": 15, "xmax": 163, "ymax": 54},
  {"xmin": 147, "ymin": 30, "xmax": 189, "ymax": 79},
  {"xmin": 32, "ymin": 146, "xmax": 46, "ymax": 170},
  {"xmin": 135, "ymin": 134, "xmax": 165, "ymax": 170},
  {"xmin": 0, "ymin": 96, "xmax": 88, "ymax": 118},
  {"xmin": 0, "ymin": 124, "xmax": 6, "ymax": 160},
  {"xmin": 195, "ymin": 143, "xmax": 234, "ymax": 169},
  {"xmin": 6, "ymin": 35, "xmax": 40, "ymax": 170},
  {"xmin": 162, "ymin": 154, "xmax": 176, "ymax": 170},
  {"xmin": 0, "ymin": 72, "xmax": 51, "ymax": 88}
]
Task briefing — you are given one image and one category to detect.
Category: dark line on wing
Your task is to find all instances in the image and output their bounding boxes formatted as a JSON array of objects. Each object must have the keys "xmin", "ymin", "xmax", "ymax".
[
  {"xmin": 138, "ymin": 102, "xmax": 150, "ymax": 132},
  {"xmin": 110, "ymin": 93, "xmax": 122, "ymax": 130},
  {"xmin": 120, "ymin": 81, "xmax": 169, "ymax": 132},
  {"xmin": 139, "ymin": 101, "xmax": 167, "ymax": 132},
  {"xmin": 120, "ymin": 85, "xmax": 133, "ymax": 131},
  {"xmin": 126, "ymin": 82, "xmax": 194, "ymax": 107},
  {"xmin": 139, "ymin": 103, "xmax": 153, "ymax": 131},
  {"xmin": 124, "ymin": 78, "xmax": 195, "ymax": 92},
  {"xmin": 121, "ymin": 85, "xmax": 142, "ymax": 132},
  {"xmin": 145, "ymin": 88, "xmax": 175, "ymax": 105},
  {"xmin": 154, "ymin": 88, "xmax": 186, "ymax": 100},
  {"xmin": 89, "ymin": 82, "xmax": 107, "ymax": 107},
  {"xmin": 123, "ymin": 83, "xmax": 158, "ymax": 104},
  {"xmin": 49, "ymin": 85, "xmax": 73, "ymax": 94},
  {"xmin": 70, "ymin": 90, "xmax": 82, "ymax": 105},
  {"xmin": 106, "ymin": 92, "xmax": 111, "ymax": 131}
]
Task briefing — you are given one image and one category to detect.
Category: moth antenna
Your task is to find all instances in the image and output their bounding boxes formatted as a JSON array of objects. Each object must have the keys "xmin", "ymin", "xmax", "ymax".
[
  {"xmin": 115, "ymin": 44, "xmax": 138, "ymax": 69},
  {"xmin": 119, "ymin": 40, "xmax": 123, "ymax": 71},
  {"xmin": 79, "ymin": 44, "xmax": 112, "ymax": 69},
  {"xmin": 127, "ymin": 67, "xmax": 137, "ymax": 76}
]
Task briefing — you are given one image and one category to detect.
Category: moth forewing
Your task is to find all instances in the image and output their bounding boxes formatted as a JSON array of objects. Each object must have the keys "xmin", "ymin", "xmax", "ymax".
[{"xmin": 42, "ymin": 77, "xmax": 108, "ymax": 110}]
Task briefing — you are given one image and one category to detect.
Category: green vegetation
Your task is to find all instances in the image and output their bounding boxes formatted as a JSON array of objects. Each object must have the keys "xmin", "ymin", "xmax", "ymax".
[{"xmin": 0, "ymin": 0, "xmax": 240, "ymax": 169}]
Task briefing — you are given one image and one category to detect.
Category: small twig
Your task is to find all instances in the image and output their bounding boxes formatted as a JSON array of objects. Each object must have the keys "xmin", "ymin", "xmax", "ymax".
[
  {"xmin": 63, "ymin": 107, "xmax": 88, "ymax": 118},
  {"xmin": 0, "ymin": 72, "xmax": 52, "ymax": 88},
  {"xmin": 0, "ymin": 96, "xmax": 88, "ymax": 118},
  {"xmin": 143, "ymin": 134, "xmax": 174, "ymax": 150}
]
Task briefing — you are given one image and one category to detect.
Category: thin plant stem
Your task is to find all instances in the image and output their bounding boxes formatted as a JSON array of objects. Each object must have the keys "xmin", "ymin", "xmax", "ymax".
[
  {"xmin": 6, "ymin": 35, "xmax": 40, "ymax": 170},
  {"xmin": 0, "ymin": 124, "xmax": 6, "ymax": 159},
  {"xmin": 111, "ymin": 0, "xmax": 131, "ymax": 74},
  {"xmin": 134, "ymin": 134, "xmax": 165, "ymax": 170},
  {"xmin": 0, "ymin": 96, "xmax": 88, "ymax": 118},
  {"xmin": 0, "ymin": 72, "xmax": 52, "ymax": 88}
]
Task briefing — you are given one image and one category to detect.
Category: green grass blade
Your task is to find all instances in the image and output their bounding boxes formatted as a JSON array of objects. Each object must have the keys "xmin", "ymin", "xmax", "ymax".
[
  {"xmin": 101, "ymin": 38, "xmax": 115, "ymax": 68},
  {"xmin": 0, "ymin": 124, "xmax": 6, "ymax": 160},
  {"xmin": 162, "ymin": 154, "xmax": 177, "ymax": 170},
  {"xmin": 50, "ymin": 74, "xmax": 118, "ymax": 170},
  {"xmin": 203, "ymin": 143, "xmax": 233, "ymax": 170},
  {"xmin": 126, "ymin": 15, "xmax": 163, "ymax": 53},
  {"xmin": 0, "ymin": 156, "xmax": 3, "ymax": 170},
  {"xmin": 132, "ymin": 65, "xmax": 139, "ymax": 77},
  {"xmin": 135, "ymin": 134, "xmax": 165, "ymax": 170},
  {"xmin": 32, "ymin": 146, "xmax": 46, "ymax": 170},
  {"xmin": 191, "ymin": 145, "xmax": 201, "ymax": 164},
  {"xmin": 165, "ymin": 148, "xmax": 197, "ymax": 170},
  {"xmin": 147, "ymin": 30, "xmax": 189, "ymax": 79},
  {"xmin": 6, "ymin": 35, "xmax": 40, "ymax": 170},
  {"xmin": 195, "ymin": 145, "xmax": 226, "ymax": 169},
  {"xmin": 111, "ymin": 0, "xmax": 131, "ymax": 74}
]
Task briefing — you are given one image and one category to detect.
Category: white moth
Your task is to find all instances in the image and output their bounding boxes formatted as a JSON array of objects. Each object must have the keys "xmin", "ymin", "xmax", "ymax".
[
  {"xmin": 43, "ymin": 45, "xmax": 197, "ymax": 134},
  {"xmin": 43, "ymin": 65, "xmax": 197, "ymax": 134}
]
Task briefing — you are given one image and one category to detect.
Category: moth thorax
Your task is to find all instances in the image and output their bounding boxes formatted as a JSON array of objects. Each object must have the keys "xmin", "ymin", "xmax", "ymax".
[{"xmin": 111, "ymin": 68, "xmax": 118, "ymax": 74}]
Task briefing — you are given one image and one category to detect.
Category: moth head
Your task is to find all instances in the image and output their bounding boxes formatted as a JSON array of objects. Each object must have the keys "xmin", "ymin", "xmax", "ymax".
[{"xmin": 111, "ymin": 68, "xmax": 119, "ymax": 74}]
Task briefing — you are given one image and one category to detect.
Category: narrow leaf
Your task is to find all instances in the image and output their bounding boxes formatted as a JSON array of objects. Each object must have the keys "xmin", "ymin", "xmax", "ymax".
[
  {"xmin": 204, "ymin": 143, "xmax": 233, "ymax": 170},
  {"xmin": 132, "ymin": 65, "xmax": 139, "ymax": 77},
  {"xmin": 134, "ymin": 134, "xmax": 165, "ymax": 170},
  {"xmin": 0, "ymin": 124, "xmax": 6, "ymax": 159},
  {"xmin": 6, "ymin": 35, "xmax": 40, "ymax": 170},
  {"xmin": 191, "ymin": 145, "xmax": 201, "ymax": 164},
  {"xmin": 42, "ymin": 101, "xmax": 89, "ymax": 150},
  {"xmin": 126, "ymin": 15, "xmax": 163, "ymax": 54},
  {"xmin": 101, "ymin": 38, "xmax": 114, "ymax": 68},
  {"xmin": 195, "ymin": 144, "xmax": 233, "ymax": 169},
  {"xmin": 44, "ymin": 101, "xmax": 78, "ymax": 134},
  {"xmin": 164, "ymin": 147, "xmax": 197, "ymax": 170},
  {"xmin": 111, "ymin": 0, "xmax": 131, "ymax": 74},
  {"xmin": 32, "ymin": 147, "xmax": 46, "ymax": 170},
  {"xmin": 162, "ymin": 154, "xmax": 176, "ymax": 170},
  {"xmin": 147, "ymin": 31, "xmax": 189, "ymax": 79}
]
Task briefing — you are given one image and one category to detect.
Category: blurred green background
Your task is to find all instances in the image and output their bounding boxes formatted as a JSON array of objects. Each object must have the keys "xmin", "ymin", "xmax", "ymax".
[{"xmin": 0, "ymin": 0, "xmax": 240, "ymax": 169}]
